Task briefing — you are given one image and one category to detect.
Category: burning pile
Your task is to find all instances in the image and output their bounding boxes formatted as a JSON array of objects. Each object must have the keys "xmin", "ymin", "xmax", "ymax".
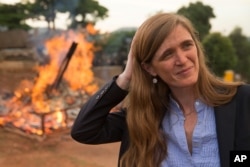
[{"xmin": 0, "ymin": 25, "xmax": 98, "ymax": 138}]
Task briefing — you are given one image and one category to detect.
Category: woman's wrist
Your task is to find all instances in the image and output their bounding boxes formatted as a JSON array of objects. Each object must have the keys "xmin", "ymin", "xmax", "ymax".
[{"xmin": 116, "ymin": 74, "xmax": 131, "ymax": 91}]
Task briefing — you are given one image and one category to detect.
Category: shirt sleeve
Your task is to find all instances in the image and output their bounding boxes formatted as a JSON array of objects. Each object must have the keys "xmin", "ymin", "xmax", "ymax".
[{"xmin": 71, "ymin": 76, "xmax": 128, "ymax": 144}]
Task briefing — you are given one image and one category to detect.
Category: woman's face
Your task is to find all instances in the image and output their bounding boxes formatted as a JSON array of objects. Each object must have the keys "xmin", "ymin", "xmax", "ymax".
[{"xmin": 144, "ymin": 25, "xmax": 199, "ymax": 90}]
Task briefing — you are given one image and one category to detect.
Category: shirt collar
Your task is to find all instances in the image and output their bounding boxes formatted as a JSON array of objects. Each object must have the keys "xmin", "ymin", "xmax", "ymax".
[{"xmin": 169, "ymin": 95, "xmax": 206, "ymax": 114}]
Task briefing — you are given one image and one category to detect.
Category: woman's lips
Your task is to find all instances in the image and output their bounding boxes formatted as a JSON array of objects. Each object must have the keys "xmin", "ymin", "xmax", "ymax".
[{"xmin": 176, "ymin": 66, "xmax": 193, "ymax": 75}]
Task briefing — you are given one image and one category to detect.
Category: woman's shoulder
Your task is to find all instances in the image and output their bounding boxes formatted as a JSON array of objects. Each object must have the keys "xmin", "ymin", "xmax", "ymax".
[
  {"xmin": 235, "ymin": 84, "xmax": 250, "ymax": 100},
  {"xmin": 237, "ymin": 84, "xmax": 250, "ymax": 94}
]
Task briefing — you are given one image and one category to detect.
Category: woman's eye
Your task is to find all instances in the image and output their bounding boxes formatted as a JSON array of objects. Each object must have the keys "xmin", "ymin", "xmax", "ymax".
[
  {"xmin": 183, "ymin": 42, "xmax": 193, "ymax": 49},
  {"xmin": 163, "ymin": 51, "xmax": 173, "ymax": 59},
  {"xmin": 165, "ymin": 51, "xmax": 172, "ymax": 56},
  {"xmin": 159, "ymin": 49, "xmax": 173, "ymax": 60}
]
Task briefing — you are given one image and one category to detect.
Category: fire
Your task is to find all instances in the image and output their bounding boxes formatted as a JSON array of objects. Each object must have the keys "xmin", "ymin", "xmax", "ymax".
[
  {"xmin": 86, "ymin": 24, "xmax": 97, "ymax": 35},
  {"xmin": 0, "ymin": 25, "xmax": 98, "ymax": 136}
]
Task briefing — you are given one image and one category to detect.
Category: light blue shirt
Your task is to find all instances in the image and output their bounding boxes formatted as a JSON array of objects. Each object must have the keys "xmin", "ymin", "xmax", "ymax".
[{"xmin": 161, "ymin": 97, "xmax": 220, "ymax": 167}]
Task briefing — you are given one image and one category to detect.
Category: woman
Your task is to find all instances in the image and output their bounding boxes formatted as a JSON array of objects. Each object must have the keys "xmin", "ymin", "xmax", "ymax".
[{"xmin": 71, "ymin": 13, "xmax": 250, "ymax": 167}]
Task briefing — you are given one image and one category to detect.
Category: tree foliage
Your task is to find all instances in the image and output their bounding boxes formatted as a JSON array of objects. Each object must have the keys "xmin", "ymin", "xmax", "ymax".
[
  {"xmin": 94, "ymin": 28, "xmax": 136, "ymax": 66},
  {"xmin": 27, "ymin": 0, "xmax": 59, "ymax": 30},
  {"xmin": 0, "ymin": 2, "xmax": 31, "ymax": 30},
  {"xmin": 103, "ymin": 30, "xmax": 135, "ymax": 53},
  {"xmin": 69, "ymin": 0, "xmax": 108, "ymax": 28},
  {"xmin": 228, "ymin": 27, "xmax": 250, "ymax": 81},
  {"xmin": 0, "ymin": 0, "xmax": 108, "ymax": 30},
  {"xmin": 28, "ymin": 0, "xmax": 108, "ymax": 30},
  {"xmin": 177, "ymin": 1, "xmax": 215, "ymax": 40},
  {"xmin": 202, "ymin": 32, "xmax": 238, "ymax": 76}
]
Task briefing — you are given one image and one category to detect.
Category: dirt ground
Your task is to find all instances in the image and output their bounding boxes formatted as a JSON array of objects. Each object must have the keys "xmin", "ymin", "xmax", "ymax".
[{"xmin": 0, "ymin": 68, "xmax": 120, "ymax": 167}]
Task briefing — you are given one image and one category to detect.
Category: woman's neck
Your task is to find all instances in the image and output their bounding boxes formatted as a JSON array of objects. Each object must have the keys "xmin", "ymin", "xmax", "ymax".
[{"xmin": 170, "ymin": 86, "xmax": 196, "ymax": 113}]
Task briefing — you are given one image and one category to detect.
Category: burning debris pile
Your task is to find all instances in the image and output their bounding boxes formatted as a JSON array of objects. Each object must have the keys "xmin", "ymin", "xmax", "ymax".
[{"xmin": 0, "ymin": 25, "xmax": 99, "ymax": 140}]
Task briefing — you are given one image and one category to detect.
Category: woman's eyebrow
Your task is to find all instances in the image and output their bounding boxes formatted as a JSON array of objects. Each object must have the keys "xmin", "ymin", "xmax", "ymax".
[
  {"xmin": 181, "ymin": 39, "xmax": 194, "ymax": 44},
  {"xmin": 157, "ymin": 47, "xmax": 173, "ymax": 61}
]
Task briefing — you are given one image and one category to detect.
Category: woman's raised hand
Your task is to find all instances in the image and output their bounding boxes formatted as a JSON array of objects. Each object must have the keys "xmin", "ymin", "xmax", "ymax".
[{"xmin": 116, "ymin": 35, "xmax": 136, "ymax": 91}]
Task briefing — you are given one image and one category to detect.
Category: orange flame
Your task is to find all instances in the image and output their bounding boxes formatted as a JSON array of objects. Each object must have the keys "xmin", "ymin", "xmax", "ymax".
[{"xmin": 0, "ymin": 25, "xmax": 98, "ymax": 135}]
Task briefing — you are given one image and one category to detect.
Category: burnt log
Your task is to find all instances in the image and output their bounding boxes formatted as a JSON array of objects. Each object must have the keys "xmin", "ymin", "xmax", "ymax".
[{"xmin": 47, "ymin": 42, "xmax": 78, "ymax": 92}]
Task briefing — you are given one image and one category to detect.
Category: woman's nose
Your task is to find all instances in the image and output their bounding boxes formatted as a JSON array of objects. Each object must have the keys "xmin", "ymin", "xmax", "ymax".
[{"xmin": 174, "ymin": 50, "xmax": 188, "ymax": 65}]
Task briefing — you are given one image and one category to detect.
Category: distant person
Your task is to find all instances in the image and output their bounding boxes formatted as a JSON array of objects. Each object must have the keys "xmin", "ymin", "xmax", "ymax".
[{"xmin": 71, "ymin": 12, "xmax": 250, "ymax": 167}]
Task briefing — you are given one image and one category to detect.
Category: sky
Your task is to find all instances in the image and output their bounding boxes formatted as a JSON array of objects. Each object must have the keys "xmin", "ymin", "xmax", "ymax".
[
  {"xmin": 95, "ymin": 0, "xmax": 250, "ymax": 36},
  {"xmin": 1, "ymin": 0, "xmax": 250, "ymax": 36}
]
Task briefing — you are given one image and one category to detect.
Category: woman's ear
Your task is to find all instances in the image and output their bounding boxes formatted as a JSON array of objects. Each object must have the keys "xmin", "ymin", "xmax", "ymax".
[{"xmin": 141, "ymin": 62, "xmax": 157, "ymax": 76}]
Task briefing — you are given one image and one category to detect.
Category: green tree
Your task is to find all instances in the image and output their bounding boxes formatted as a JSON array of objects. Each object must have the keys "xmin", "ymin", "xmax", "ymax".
[
  {"xmin": 28, "ymin": 0, "xmax": 108, "ymax": 30},
  {"xmin": 0, "ymin": 2, "xmax": 31, "ymax": 30},
  {"xmin": 229, "ymin": 27, "xmax": 250, "ymax": 82},
  {"xmin": 27, "ymin": 0, "xmax": 58, "ymax": 30},
  {"xmin": 69, "ymin": 0, "xmax": 108, "ymax": 28},
  {"xmin": 177, "ymin": 1, "xmax": 215, "ymax": 40},
  {"xmin": 94, "ymin": 28, "xmax": 136, "ymax": 66},
  {"xmin": 202, "ymin": 32, "xmax": 238, "ymax": 76}
]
